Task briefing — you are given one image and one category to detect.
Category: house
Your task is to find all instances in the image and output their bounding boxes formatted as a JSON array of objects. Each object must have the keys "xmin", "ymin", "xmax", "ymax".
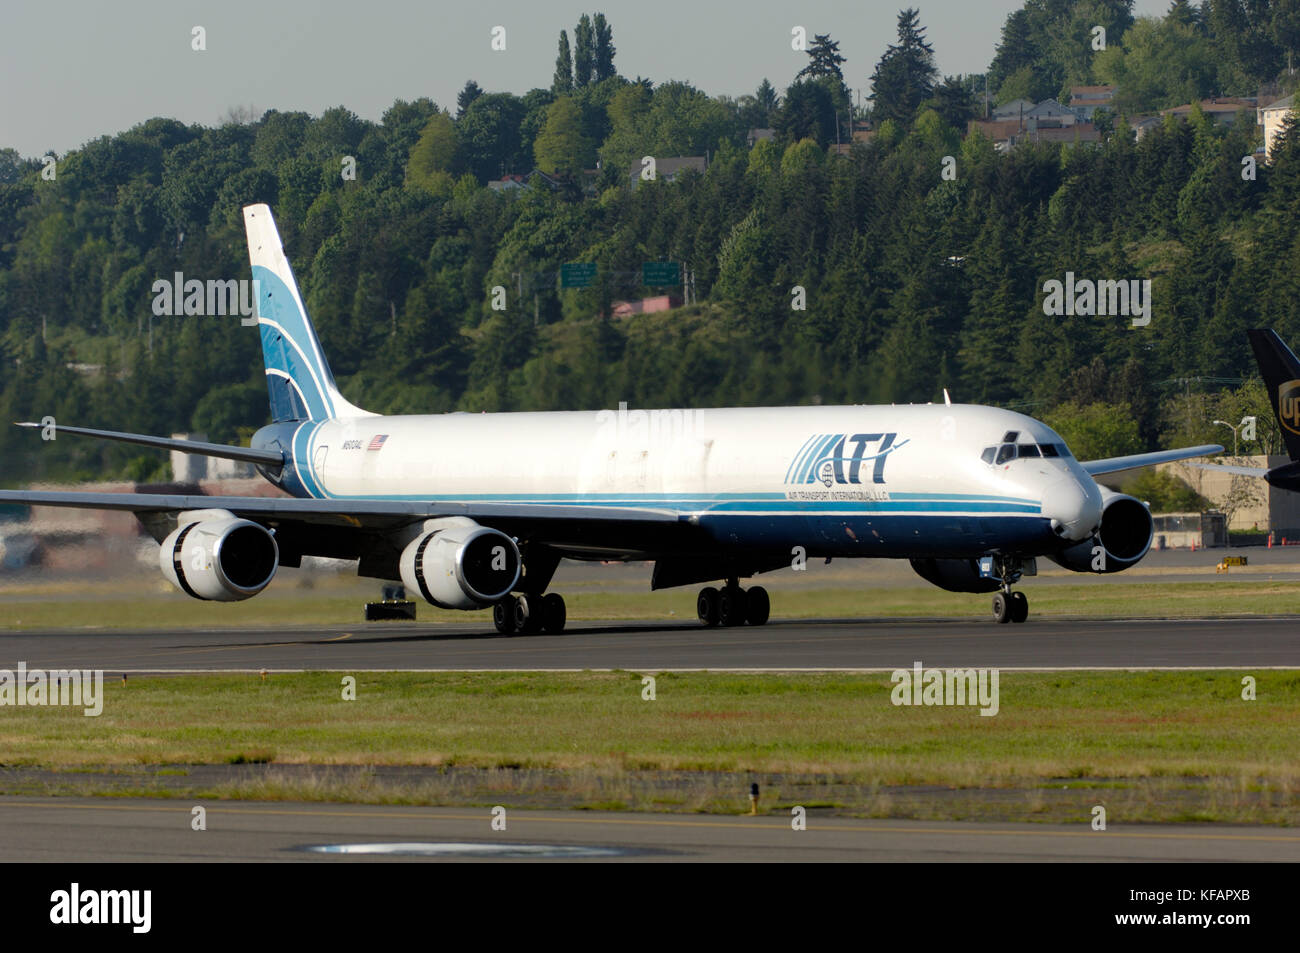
[
  {"xmin": 967, "ymin": 118, "xmax": 1097, "ymax": 152},
  {"xmin": 746, "ymin": 128, "xmax": 775, "ymax": 147},
  {"xmin": 1127, "ymin": 115, "xmax": 1163, "ymax": 141},
  {"xmin": 628, "ymin": 155, "xmax": 707, "ymax": 187},
  {"xmin": 1161, "ymin": 98, "xmax": 1256, "ymax": 128},
  {"xmin": 1069, "ymin": 85, "xmax": 1116, "ymax": 119},
  {"xmin": 1258, "ymin": 93, "xmax": 1296, "ymax": 161},
  {"xmin": 991, "ymin": 98, "xmax": 1034, "ymax": 121},
  {"xmin": 1026, "ymin": 98, "xmax": 1077, "ymax": 127},
  {"xmin": 487, "ymin": 173, "xmax": 526, "ymax": 192}
]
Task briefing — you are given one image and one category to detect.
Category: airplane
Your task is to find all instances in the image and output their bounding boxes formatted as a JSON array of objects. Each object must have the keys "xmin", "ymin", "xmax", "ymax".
[
  {"xmin": 1185, "ymin": 329, "xmax": 1300, "ymax": 492},
  {"xmin": 0, "ymin": 204, "xmax": 1223, "ymax": 632}
]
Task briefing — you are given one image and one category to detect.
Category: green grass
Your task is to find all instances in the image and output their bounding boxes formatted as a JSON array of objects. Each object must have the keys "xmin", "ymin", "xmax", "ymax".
[
  {"xmin": 1, "ymin": 671, "xmax": 1297, "ymax": 823},
  {"xmin": 2, "ymin": 579, "xmax": 1300, "ymax": 631}
]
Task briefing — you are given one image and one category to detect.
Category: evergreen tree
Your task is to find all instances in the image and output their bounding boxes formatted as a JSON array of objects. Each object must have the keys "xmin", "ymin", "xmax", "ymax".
[
  {"xmin": 553, "ymin": 31, "xmax": 573, "ymax": 94},
  {"xmin": 593, "ymin": 12, "xmax": 616, "ymax": 82},
  {"xmin": 796, "ymin": 33, "xmax": 847, "ymax": 81},
  {"xmin": 870, "ymin": 8, "xmax": 938, "ymax": 126},
  {"xmin": 574, "ymin": 14, "xmax": 595, "ymax": 89},
  {"xmin": 456, "ymin": 80, "xmax": 483, "ymax": 119}
]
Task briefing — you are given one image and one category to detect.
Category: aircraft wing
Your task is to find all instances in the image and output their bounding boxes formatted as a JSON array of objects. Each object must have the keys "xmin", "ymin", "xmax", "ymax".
[
  {"xmin": 1183, "ymin": 462, "xmax": 1269, "ymax": 477},
  {"xmin": 1080, "ymin": 444, "xmax": 1223, "ymax": 476},
  {"xmin": 0, "ymin": 489, "xmax": 686, "ymax": 566},
  {"xmin": 0, "ymin": 489, "xmax": 677, "ymax": 528}
]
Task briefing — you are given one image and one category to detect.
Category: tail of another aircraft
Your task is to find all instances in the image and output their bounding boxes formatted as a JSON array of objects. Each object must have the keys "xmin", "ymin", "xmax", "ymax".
[
  {"xmin": 243, "ymin": 204, "xmax": 372, "ymax": 422},
  {"xmin": 1247, "ymin": 328, "xmax": 1300, "ymax": 461}
]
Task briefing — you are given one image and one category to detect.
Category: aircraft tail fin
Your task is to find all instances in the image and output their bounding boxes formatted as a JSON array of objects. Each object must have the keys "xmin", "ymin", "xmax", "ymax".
[
  {"xmin": 1247, "ymin": 328, "xmax": 1300, "ymax": 461},
  {"xmin": 242, "ymin": 204, "xmax": 372, "ymax": 422}
]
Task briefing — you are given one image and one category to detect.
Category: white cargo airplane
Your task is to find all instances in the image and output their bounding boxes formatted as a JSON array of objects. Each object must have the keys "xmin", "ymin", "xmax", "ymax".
[{"xmin": 0, "ymin": 205, "xmax": 1222, "ymax": 631}]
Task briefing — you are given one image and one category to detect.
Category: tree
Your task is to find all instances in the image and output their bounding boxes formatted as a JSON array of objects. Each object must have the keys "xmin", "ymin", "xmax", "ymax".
[
  {"xmin": 926, "ymin": 76, "xmax": 977, "ymax": 129},
  {"xmin": 870, "ymin": 8, "xmax": 938, "ymax": 126},
  {"xmin": 797, "ymin": 33, "xmax": 846, "ymax": 81},
  {"xmin": 574, "ymin": 14, "xmax": 594, "ymax": 89},
  {"xmin": 456, "ymin": 80, "xmax": 483, "ymax": 119},
  {"xmin": 553, "ymin": 30, "xmax": 573, "ymax": 94},
  {"xmin": 775, "ymin": 80, "xmax": 836, "ymax": 146},
  {"xmin": 406, "ymin": 111, "xmax": 458, "ymax": 191},
  {"xmin": 458, "ymin": 93, "xmax": 527, "ymax": 181},
  {"xmin": 593, "ymin": 13, "xmax": 616, "ymax": 82},
  {"xmin": 533, "ymin": 96, "xmax": 590, "ymax": 173}
]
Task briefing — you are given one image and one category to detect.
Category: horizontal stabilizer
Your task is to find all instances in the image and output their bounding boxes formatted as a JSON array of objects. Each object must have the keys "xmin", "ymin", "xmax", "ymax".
[
  {"xmin": 1081, "ymin": 444, "xmax": 1222, "ymax": 476},
  {"xmin": 15, "ymin": 422, "xmax": 283, "ymax": 468}
]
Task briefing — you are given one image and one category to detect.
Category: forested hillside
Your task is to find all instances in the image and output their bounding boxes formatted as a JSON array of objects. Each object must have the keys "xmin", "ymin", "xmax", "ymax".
[{"xmin": 2, "ymin": 1, "xmax": 1300, "ymax": 484}]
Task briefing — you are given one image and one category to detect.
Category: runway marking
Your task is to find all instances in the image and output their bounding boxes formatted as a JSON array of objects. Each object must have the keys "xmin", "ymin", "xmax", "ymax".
[
  {"xmin": 2, "ymin": 800, "xmax": 1296, "ymax": 844},
  {"xmin": 323, "ymin": 633, "xmax": 353, "ymax": 642}
]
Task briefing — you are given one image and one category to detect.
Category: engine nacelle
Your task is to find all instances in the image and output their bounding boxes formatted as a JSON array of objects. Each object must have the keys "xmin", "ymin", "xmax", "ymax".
[
  {"xmin": 909, "ymin": 557, "xmax": 1001, "ymax": 593},
  {"xmin": 159, "ymin": 511, "xmax": 279, "ymax": 601},
  {"xmin": 1048, "ymin": 489, "xmax": 1153, "ymax": 574},
  {"xmin": 399, "ymin": 518, "xmax": 521, "ymax": 609}
]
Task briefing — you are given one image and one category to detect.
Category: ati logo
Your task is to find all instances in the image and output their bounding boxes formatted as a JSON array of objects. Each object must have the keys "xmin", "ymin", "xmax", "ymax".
[
  {"xmin": 788, "ymin": 432, "xmax": 908, "ymax": 486},
  {"xmin": 1280, "ymin": 379, "xmax": 1300, "ymax": 436}
]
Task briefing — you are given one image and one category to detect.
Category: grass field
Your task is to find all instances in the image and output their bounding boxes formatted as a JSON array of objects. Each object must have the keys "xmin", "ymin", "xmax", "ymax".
[
  {"xmin": 2, "ymin": 670, "xmax": 1296, "ymax": 824},
  {"xmin": 3, "ymin": 578, "xmax": 1300, "ymax": 630}
]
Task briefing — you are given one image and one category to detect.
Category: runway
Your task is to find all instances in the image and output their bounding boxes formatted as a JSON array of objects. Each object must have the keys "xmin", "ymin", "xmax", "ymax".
[
  {"xmin": 0, "ymin": 616, "xmax": 1297, "ymax": 671},
  {"xmin": 2, "ymin": 796, "xmax": 1295, "ymax": 862}
]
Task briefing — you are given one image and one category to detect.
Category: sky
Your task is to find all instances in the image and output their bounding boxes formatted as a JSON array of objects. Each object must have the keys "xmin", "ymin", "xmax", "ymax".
[{"xmin": 1, "ymin": 0, "xmax": 1173, "ymax": 158}]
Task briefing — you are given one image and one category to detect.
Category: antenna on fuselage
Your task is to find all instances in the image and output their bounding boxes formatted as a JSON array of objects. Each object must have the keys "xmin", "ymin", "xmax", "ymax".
[{"xmin": 943, "ymin": 388, "xmax": 952, "ymax": 406}]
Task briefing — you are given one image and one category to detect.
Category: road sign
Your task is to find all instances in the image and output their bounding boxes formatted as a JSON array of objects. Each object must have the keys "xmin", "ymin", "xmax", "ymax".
[
  {"xmin": 561, "ymin": 263, "xmax": 597, "ymax": 288},
  {"xmin": 642, "ymin": 261, "xmax": 680, "ymax": 287}
]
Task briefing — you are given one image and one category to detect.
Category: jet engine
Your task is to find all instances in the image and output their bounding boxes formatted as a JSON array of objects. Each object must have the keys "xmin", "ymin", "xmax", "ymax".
[
  {"xmin": 399, "ymin": 518, "xmax": 521, "ymax": 609},
  {"xmin": 1048, "ymin": 489, "xmax": 1153, "ymax": 574},
  {"xmin": 160, "ymin": 511, "xmax": 279, "ymax": 601}
]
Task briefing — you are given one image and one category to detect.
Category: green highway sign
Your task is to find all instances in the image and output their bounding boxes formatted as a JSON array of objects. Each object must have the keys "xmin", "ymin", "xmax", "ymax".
[
  {"xmin": 560, "ymin": 262, "xmax": 598, "ymax": 288},
  {"xmin": 642, "ymin": 261, "xmax": 680, "ymax": 287}
]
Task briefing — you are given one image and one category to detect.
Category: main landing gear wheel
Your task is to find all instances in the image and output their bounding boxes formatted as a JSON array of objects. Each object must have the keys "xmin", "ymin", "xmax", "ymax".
[
  {"xmin": 697, "ymin": 584, "xmax": 770, "ymax": 627},
  {"xmin": 496, "ymin": 593, "xmax": 567, "ymax": 635},
  {"xmin": 540, "ymin": 593, "xmax": 566, "ymax": 633},
  {"xmin": 1009, "ymin": 591, "xmax": 1028, "ymax": 624},
  {"xmin": 991, "ymin": 590, "xmax": 1030, "ymax": 624},
  {"xmin": 493, "ymin": 597, "xmax": 517, "ymax": 634}
]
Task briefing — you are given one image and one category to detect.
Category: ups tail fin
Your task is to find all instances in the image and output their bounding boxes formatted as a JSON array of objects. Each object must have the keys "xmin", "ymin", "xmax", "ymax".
[
  {"xmin": 1248, "ymin": 328, "xmax": 1300, "ymax": 461},
  {"xmin": 243, "ymin": 204, "xmax": 372, "ymax": 422}
]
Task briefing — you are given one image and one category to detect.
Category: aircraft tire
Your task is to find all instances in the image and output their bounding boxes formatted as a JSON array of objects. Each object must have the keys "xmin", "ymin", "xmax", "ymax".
[
  {"xmin": 541, "ymin": 593, "xmax": 566, "ymax": 633},
  {"xmin": 494, "ymin": 596, "xmax": 518, "ymax": 634},
  {"xmin": 697, "ymin": 587, "xmax": 720, "ymax": 626},
  {"xmin": 1010, "ymin": 591, "xmax": 1028, "ymax": 623},
  {"xmin": 745, "ymin": 586, "xmax": 770, "ymax": 626},
  {"xmin": 992, "ymin": 592, "xmax": 1012, "ymax": 624}
]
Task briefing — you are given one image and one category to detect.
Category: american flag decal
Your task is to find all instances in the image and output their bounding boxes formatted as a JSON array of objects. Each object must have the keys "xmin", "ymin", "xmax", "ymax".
[{"xmin": 367, "ymin": 434, "xmax": 388, "ymax": 451}]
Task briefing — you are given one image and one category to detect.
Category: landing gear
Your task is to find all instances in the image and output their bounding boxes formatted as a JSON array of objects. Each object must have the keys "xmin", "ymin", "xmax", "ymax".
[
  {"xmin": 988, "ymin": 555, "xmax": 1030, "ymax": 624},
  {"xmin": 494, "ymin": 593, "xmax": 566, "ymax": 635},
  {"xmin": 697, "ymin": 581, "xmax": 770, "ymax": 627}
]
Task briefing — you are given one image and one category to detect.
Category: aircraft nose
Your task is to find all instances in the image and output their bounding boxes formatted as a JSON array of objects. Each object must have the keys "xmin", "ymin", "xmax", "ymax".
[{"xmin": 1041, "ymin": 476, "xmax": 1103, "ymax": 542}]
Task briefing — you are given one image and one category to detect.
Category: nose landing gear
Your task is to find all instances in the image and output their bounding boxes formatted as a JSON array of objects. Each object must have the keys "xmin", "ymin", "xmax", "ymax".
[{"xmin": 988, "ymin": 555, "xmax": 1030, "ymax": 624}]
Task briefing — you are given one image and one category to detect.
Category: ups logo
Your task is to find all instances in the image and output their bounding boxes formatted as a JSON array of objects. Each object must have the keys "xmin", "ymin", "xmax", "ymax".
[{"xmin": 1281, "ymin": 379, "xmax": 1300, "ymax": 435}]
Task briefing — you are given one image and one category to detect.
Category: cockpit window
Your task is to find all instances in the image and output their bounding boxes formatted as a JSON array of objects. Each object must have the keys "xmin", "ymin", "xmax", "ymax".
[
  {"xmin": 981, "ymin": 447, "xmax": 996, "ymax": 464},
  {"xmin": 1002, "ymin": 431, "xmax": 1020, "ymax": 443},
  {"xmin": 1040, "ymin": 443, "xmax": 1059, "ymax": 458},
  {"xmin": 1017, "ymin": 444, "xmax": 1041, "ymax": 458},
  {"xmin": 995, "ymin": 444, "xmax": 1015, "ymax": 464}
]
